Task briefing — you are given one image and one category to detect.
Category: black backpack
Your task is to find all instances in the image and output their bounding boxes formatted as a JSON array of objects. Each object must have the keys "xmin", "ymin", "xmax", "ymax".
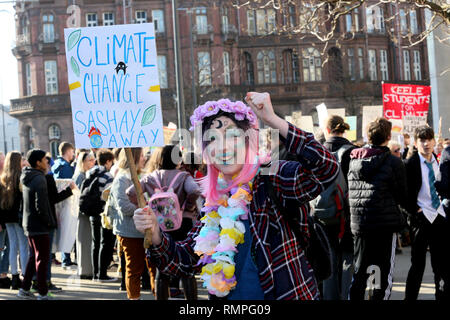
[
  {"xmin": 264, "ymin": 175, "xmax": 332, "ymax": 283},
  {"xmin": 79, "ymin": 172, "xmax": 104, "ymax": 217}
]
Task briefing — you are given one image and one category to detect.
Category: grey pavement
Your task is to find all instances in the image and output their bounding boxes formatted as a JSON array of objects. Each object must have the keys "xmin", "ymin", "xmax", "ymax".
[{"xmin": 0, "ymin": 246, "xmax": 436, "ymax": 300}]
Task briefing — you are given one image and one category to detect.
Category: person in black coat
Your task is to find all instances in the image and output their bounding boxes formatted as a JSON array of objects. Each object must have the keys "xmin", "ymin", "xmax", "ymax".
[
  {"xmin": 403, "ymin": 126, "xmax": 450, "ymax": 301},
  {"xmin": 347, "ymin": 118, "xmax": 407, "ymax": 300}
]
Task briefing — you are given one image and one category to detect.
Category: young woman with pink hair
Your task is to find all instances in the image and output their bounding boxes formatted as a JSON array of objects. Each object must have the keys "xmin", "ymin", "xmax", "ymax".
[{"xmin": 133, "ymin": 92, "xmax": 339, "ymax": 300}]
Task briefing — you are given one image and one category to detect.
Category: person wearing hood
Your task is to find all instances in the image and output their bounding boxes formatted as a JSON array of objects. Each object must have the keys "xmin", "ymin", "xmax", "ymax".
[
  {"xmin": 347, "ymin": 117, "xmax": 407, "ymax": 300},
  {"xmin": 17, "ymin": 149, "xmax": 56, "ymax": 300}
]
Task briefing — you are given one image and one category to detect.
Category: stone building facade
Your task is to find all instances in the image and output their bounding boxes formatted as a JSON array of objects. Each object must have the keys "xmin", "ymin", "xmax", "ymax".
[{"xmin": 10, "ymin": 0, "xmax": 430, "ymax": 154}]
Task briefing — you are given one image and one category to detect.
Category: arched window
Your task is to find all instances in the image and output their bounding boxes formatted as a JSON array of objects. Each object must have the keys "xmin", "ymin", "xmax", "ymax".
[
  {"xmin": 49, "ymin": 124, "xmax": 60, "ymax": 140},
  {"xmin": 49, "ymin": 124, "xmax": 60, "ymax": 158},
  {"xmin": 244, "ymin": 52, "xmax": 254, "ymax": 85},
  {"xmin": 281, "ymin": 49, "xmax": 300, "ymax": 84},
  {"xmin": 42, "ymin": 13, "xmax": 55, "ymax": 43},
  {"xmin": 302, "ymin": 48, "xmax": 322, "ymax": 82},
  {"xmin": 28, "ymin": 127, "xmax": 34, "ymax": 149},
  {"xmin": 257, "ymin": 50, "xmax": 276, "ymax": 84}
]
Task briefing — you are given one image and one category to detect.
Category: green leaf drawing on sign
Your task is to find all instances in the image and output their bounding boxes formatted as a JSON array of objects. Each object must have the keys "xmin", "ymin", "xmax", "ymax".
[
  {"xmin": 141, "ymin": 105, "xmax": 156, "ymax": 126},
  {"xmin": 71, "ymin": 57, "xmax": 80, "ymax": 77},
  {"xmin": 67, "ymin": 29, "xmax": 81, "ymax": 51}
]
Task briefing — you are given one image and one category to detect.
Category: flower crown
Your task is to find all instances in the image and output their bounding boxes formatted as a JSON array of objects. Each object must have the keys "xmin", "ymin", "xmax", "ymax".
[{"xmin": 189, "ymin": 99, "xmax": 257, "ymax": 131}]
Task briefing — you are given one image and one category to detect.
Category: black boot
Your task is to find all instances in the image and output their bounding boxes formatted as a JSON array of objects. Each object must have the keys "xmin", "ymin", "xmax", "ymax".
[
  {"xmin": 155, "ymin": 278, "xmax": 170, "ymax": 300},
  {"xmin": 0, "ymin": 277, "xmax": 11, "ymax": 289},
  {"xmin": 11, "ymin": 274, "xmax": 22, "ymax": 290},
  {"xmin": 181, "ymin": 276, "xmax": 198, "ymax": 300}
]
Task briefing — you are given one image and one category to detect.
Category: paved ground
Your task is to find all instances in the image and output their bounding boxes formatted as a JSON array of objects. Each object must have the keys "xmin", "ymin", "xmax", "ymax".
[{"xmin": 0, "ymin": 246, "xmax": 436, "ymax": 300}]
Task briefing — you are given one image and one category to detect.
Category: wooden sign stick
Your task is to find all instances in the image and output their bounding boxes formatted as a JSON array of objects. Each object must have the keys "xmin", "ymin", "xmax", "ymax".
[{"xmin": 124, "ymin": 148, "xmax": 152, "ymax": 248}]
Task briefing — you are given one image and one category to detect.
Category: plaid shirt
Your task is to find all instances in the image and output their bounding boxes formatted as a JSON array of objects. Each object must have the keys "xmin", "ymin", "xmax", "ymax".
[{"xmin": 147, "ymin": 122, "xmax": 339, "ymax": 300}]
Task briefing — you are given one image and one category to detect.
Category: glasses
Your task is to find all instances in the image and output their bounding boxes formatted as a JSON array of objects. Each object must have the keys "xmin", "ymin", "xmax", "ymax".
[{"xmin": 394, "ymin": 149, "xmax": 401, "ymax": 153}]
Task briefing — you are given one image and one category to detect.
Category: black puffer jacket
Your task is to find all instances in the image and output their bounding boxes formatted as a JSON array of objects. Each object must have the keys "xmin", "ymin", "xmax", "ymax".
[
  {"xmin": 348, "ymin": 145, "xmax": 407, "ymax": 236},
  {"xmin": 21, "ymin": 167, "xmax": 56, "ymax": 236}
]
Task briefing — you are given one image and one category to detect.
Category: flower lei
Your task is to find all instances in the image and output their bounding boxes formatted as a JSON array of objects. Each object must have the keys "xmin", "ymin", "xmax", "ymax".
[
  {"xmin": 189, "ymin": 98, "xmax": 257, "ymax": 131},
  {"xmin": 193, "ymin": 177, "xmax": 253, "ymax": 297}
]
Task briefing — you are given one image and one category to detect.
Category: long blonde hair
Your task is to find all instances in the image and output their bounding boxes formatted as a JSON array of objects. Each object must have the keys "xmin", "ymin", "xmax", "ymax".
[{"xmin": 0, "ymin": 151, "xmax": 22, "ymax": 210}]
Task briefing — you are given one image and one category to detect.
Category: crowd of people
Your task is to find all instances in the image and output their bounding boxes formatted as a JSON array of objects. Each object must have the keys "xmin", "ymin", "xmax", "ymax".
[{"xmin": 0, "ymin": 91, "xmax": 449, "ymax": 301}]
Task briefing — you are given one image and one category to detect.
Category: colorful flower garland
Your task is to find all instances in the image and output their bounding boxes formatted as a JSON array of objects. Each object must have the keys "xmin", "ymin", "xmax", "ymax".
[{"xmin": 193, "ymin": 177, "xmax": 253, "ymax": 297}]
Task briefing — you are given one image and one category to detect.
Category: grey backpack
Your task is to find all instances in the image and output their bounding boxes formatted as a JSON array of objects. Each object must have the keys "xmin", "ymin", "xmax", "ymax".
[{"xmin": 311, "ymin": 144, "xmax": 353, "ymax": 227}]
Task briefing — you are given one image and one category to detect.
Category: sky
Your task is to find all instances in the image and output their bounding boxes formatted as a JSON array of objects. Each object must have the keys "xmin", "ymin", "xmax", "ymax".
[{"xmin": 0, "ymin": 2, "xmax": 19, "ymax": 107}]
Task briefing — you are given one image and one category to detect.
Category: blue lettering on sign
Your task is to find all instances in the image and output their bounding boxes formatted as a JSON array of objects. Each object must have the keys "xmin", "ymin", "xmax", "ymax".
[
  {"xmin": 109, "ymin": 134, "xmax": 118, "ymax": 147},
  {"xmin": 112, "ymin": 34, "xmax": 126, "ymax": 65},
  {"xmin": 74, "ymin": 111, "xmax": 87, "ymax": 134},
  {"xmin": 136, "ymin": 73, "xmax": 144, "ymax": 104},
  {"xmin": 150, "ymin": 129, "xmax": 159, "ymax": 143},
  {"xmin": 77, "ymin": 36, "xmax": 92, "ymax": 67},
  {"xmin": 143, "ymin": 37, "xmax": 156, "ymax": 67},
  {"xmin": 96, "ymin": 110, "xmax": 108, "ymax": 136},
  {"xmin": 137, "ymin": 130, "xmax": 147, "ymax": 144}
]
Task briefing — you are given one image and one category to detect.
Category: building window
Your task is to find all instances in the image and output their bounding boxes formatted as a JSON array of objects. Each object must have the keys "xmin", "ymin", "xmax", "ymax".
[
  {"xmin": 25, "ymin": 63, "xmax": 32, "ymax": 96},
  {"xmin": 257, "ymin": 50, "xmax": 277, "ymax": 84},
  {"xmin": 413, "ymin": 50, "xmax": 421, "ymax": 80},
  {"xmin": 86, "ymin": 13, "xmax": 98, "ymax": 27},
  {"xmin": 403, "ymin": 50, "xmax": 411, "ymax": 81},
  {"xmin": 288, "ymin": 5, "xmax": 296, "ymax": 28},
  {"xmin": 368, "ymin": 49, "xmax": 377, "ymax": 81},
  {"xmin": 400, "ymin": 9, "xmax": 407, "ymax": 34},
  {"xmin": 302, "ymin": 48, "xmax": 322, "ymax": 82},
  {"xmin": 42, "ymin": 14, "xmax": 54, "ymax": 43},
  {"xmin": 157, "ymin": 55, "xmax": 168, "ymax": 89},
  {"xmin": 221, "ymin": 7, "xmax": 229, "ymax": 34},
  {"xmin": 223, "ymin": 52, "xmax": 231, "ymax": 85},
  {"xmin": 299, "ymin": 3, "xmax": 318, "ymax": 33},
  {"xmin": 244, "ymin": 52, "xmax": 254, "ymax": 85},
  {"xmin": 282, "ymin": 49, "xmax": 300, "ymax": 84},
  {"xmin": 44, "ymin": 60, "xmax": 58, "ymax": 95},
  {"xmin": 152, "ymin": 10, "xmax": 165, "ymax": 33},
  {"xmin": 103, "ymin": 12, "xmax": 114, "ymax": 26},
  {"xmin": 366, "ymin": 5, "xmax": 385, "ymax": 33},
  {"xmin": 21, "ymin": 15, "xmax": 29, "ymax": 38},
  {"xmin": 49, "ymin": 124, "xmax": 60, "ymax": 140},
  {"xmin": 198, "ymin": 51, "xmax": 211, "ymax": 86},
  {"xmin": 48, "ymin": 124, "xmax": 61, "ymax": 159},
  {"xmin": 28, "ymin": 127, "xmax": 34, "ymax": 149},
  {"xmin": 410, "ymin": 10, "xmax": 419, "ymax": 34},
  {"xmin": 348, "ymin": 48, "xmax": 356, "ymax": 80},
  {"xmin": 380, "ymin": 49, "xmax": 389, "ymax": 81},
  {"xmin": 346, "ymin": 8, "xmax": 359, "ymax": 32},
  {"xmin": 358, "ymin": 48, "xmax": 364, "ymax": 79},
  {"xmin": 248, "ymin": 9, "xmax": 276, "ymax": 35},
  {"xmin": 195, "ymin": 7, "xmax": 208, "ymax": 34},
  {"xmin": 135, "ymin": 10, "xmax": 147, "ymax": 24}
]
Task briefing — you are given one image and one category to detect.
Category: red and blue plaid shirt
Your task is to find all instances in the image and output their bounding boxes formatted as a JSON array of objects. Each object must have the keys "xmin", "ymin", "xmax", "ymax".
[{"xmin": 146, "ymin": 122, "xmax": 339, "ymax": 300}]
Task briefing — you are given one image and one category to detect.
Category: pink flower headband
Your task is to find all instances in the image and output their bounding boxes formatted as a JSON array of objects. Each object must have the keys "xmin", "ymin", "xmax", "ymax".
[{"xmin": 189, "ymin": 99, "xmax": 258, "ymax": 131}]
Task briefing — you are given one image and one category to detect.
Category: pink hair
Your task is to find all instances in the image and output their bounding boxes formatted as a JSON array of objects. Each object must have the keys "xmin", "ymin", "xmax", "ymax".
[{"xmin": 199, "ymin": 126, "xmax": 263, "ymax": 204}]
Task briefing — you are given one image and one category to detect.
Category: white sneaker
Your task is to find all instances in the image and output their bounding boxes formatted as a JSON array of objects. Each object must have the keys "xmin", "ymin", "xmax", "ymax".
[{"xmin": 17, "ymin": 288, "xmax": 36, "ymax": 300}]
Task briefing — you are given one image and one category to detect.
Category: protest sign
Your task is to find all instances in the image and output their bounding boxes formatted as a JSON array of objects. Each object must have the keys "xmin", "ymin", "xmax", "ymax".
[
  {"xmin": 300, "ymin": 116, "xmax": 314, "ymax": 133},
  {"xmin": 316, "ymin": 103, "xmax": 328, "ymax": 128},
  {"xmin": 291, "ymin": 111, "xmax": 302, "ymax": 128},
  {"xmin": 382, "ymin": 83, "xmax": 431, "ymax": 120},
  {"xmin": 402, "ymin": 115, "xmax": 427, "ymax": 136},
  {"xmin": 362, "ymin": 105, "xmax": 383, "ymax": 141},
  {"xmin": 345, "ymin": 116, "xmax": 357, "ymax": 141},
  {"xmin": 64, "ymin": 23, "xmax": 164, "ymax": 149}
]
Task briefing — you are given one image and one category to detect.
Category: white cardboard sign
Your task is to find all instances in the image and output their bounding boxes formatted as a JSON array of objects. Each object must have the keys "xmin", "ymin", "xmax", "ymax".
[{"xmin": 64, "ymin": 23, "xmax": 164, "ymax": 149}]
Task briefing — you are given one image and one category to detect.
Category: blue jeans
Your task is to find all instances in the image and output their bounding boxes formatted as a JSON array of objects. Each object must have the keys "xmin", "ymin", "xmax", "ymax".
[
  {"xmin": 0, "ymin": 229, "xmax": 10, "ymax": 274},
  {"xmin": 5, "ymin": 223, "xmax": 29, "ymax": 276}
]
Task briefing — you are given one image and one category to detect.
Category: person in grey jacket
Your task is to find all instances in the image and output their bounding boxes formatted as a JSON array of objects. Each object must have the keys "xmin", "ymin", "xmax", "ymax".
[
  {"xmin": 108, "ymin": 148, "xmax": 153, "ymax": 299},
  {"xmin": 18, "ymin": 149, "xmax": 55, "ymax": 300}
]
